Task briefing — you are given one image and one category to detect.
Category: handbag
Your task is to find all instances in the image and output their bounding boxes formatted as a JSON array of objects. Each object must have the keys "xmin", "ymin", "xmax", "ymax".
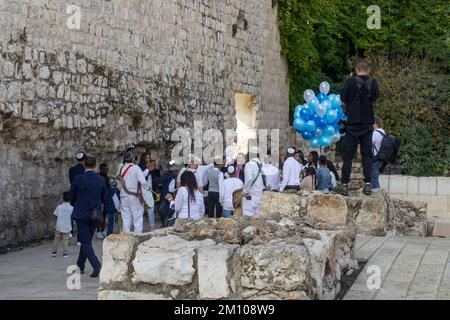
[{"xmin": 82, "ymin": 174, "xmax": 102, "ymax": 227}]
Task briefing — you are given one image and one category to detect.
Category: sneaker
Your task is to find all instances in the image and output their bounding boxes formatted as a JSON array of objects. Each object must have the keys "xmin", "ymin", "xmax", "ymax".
[
  {"xmin": 77, "ymin": 242, "xmax": 81, "ymax": 247},
  {"xmin": 372, "ymin": 187, "xmax": 381, "ymax": 193},
  {"xmin": 63, "ymin": 252, "xmax": 70, "ymax": 258},
  {"xmin": 96, "ymin": 232, "xmax": 105, "ymax": 240},
  {"xmin": 334, "ymin": 183, "xmax": 349, "ymax": 197},
  {"xmin": 51, "ymin": 252, "xmax": 57, "ymax": 257},
  {"xmin": 363, "ymin": 183, "xmax": 372, "ymax": 196},
  {"xmin": 69, "ymin": 233, "xmax": 73, "ymax": 239},
  {"xmin": 102, "ymin": 230, "xmax": 107, "ymax": 238}
]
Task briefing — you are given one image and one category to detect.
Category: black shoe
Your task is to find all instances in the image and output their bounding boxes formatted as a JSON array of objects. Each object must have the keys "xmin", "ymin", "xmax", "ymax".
[
  {"xmin": 363, "ymin": 183, "xmax": 372, "ymax": 196},
  {"xmin": 90, "ymin": 269, "xmax": 101, "ymax": 278},
  {"xmin": 335, "ymin": 183, "xmax": 349, "ymax": 197}
]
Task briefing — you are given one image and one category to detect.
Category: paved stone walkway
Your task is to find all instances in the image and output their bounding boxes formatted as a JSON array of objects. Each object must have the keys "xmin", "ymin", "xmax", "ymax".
[
  {"xmin": 0, "ymin": 238, "xmax": 103, "ymax": 300},
  {"xmin": 345, "ymin": 235, "xmax": 450, "ymax": 300}
]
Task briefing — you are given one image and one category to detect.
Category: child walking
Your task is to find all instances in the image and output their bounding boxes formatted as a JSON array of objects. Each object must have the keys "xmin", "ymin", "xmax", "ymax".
[{"xmin": 52, "ymin": 192, "xmax": 73, "ymax": 258}]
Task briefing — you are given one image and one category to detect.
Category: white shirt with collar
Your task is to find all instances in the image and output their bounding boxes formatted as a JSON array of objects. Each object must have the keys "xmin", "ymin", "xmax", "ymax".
[
  {"xmin": 279, "ymin": 157, "xmax": 303, "ymax": 192},
  {"xmin": 54, "ymin": 202, "xmax": 73, "ymax": 233}
]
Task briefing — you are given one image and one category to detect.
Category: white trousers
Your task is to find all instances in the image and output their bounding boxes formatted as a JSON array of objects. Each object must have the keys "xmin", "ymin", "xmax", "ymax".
[
  {"xmin": 242, "ymin": 192, "xmax": 262, "ymax": 217},
  {"xmin": 120, "ymin": 196, "xmax": 144, "ymax": 234}
]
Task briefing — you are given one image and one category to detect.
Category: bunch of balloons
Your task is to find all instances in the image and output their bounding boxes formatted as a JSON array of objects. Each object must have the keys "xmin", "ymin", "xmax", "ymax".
[{"xmin": 293, "ymin": 81, "xmax": 345, "ymax": 148}]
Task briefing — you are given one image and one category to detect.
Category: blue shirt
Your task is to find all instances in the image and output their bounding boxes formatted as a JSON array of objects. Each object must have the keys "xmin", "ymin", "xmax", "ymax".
[{"xmin": 316, "ymin": 167, "xmax": 332, "ymax": 190}]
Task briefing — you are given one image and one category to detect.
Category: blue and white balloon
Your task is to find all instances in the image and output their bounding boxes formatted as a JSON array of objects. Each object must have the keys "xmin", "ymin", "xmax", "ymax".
[{"xmin": 319, "ymin": 81, "xmax": 330, "ymax": 95}]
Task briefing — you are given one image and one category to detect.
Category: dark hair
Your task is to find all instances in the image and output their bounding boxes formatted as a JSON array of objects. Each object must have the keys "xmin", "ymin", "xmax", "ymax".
[
  {"xmin": 309, "ymin": 151, "xmax": 319, "ymax": 167},
  {"xmin": 305, "ymin": 166, "xmax": 316, "ymax": 176},
  {"xmin": 139, "ymin": 153, "xmax": 150, "ymax": 171},
  {"xmin": 374, "ymin": 115, "xmax": 383, "ymax": 127},
  {"xmin": 63, "ymin": 191, "xmax": 71, "ymax": 202},
  {"xmin": 85, "ymin": 156, "xmax": 97, "ymax": 168},
  {"xmin": 319, "ymin": 155, "xmax": 327, "ymax": 166},
  {"xmin": 327, "ymin": 160, "xmax": 339, "ymax": 181},
  {"xmin": 356, "ymin": 60, "xmax": 369, "ymax": 72},
  {"xmin": 180, "ymin": 171, "xmax": 198, "ymax": 202},
  {"xmin": 99, "ymin": 163, "xmax": 108, "ymax": 171}
]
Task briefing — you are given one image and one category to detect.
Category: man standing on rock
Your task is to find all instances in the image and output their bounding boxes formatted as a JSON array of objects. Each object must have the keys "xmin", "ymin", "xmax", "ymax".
[
  {"xmin": 336, "ymin": 60, "xmax": 380, "ymax": 196},
  {"xmin": 69, "ymin": 156, "xmax": 105, "ymax": 278},
  {"xmin": 243, "ymin": 146, "xmax": 267, "ymax": 217}
]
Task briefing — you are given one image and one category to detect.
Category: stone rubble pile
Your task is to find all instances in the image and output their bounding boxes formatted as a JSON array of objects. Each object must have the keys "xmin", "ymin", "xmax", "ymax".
[
  {"xmin": 99, "ymin": 212, "xmax": 358, "ymax": 300},
  {"xmin": 261, "ymin": 190, "xmax": 428, "ymax": 237}
]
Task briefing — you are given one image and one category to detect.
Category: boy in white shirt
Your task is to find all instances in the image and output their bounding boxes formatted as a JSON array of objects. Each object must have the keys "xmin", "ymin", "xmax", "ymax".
[
  {"xmin": 52, "ymin": 192, "xmax": 73, "ymax": 258},
  {"xmin": 220, "ymin": 166, "xmax": 244, "ymax": 217}
]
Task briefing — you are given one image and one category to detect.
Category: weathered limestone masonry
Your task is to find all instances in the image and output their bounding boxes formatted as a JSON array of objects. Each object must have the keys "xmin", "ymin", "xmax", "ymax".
[
  {"xmin": 0, "ymin": 0, "xmax": 291, "ymax": 247},
  {"xmin": 99, "ymin": 215, "xmax": 358, "ymax": 300},
  {"xmin": 261, "ymin": 190, "xmax": 428, "ymax": 237}
]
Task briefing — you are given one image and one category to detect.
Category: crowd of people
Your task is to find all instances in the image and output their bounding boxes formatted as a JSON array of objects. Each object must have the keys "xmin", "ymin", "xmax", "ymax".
[{"xmin": 50, "ymin": 59, "xmax": 389, "ymax": 278}]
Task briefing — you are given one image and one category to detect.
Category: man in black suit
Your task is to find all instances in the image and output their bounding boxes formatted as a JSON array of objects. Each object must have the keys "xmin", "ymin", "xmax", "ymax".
[{"xmin": 70, "ymin": 156, "xmax": 106, "ymax": 278}]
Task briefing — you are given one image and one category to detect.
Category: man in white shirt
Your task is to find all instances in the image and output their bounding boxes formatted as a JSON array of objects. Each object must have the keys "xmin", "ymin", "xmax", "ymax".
[
  {"xmin": 371, "ymin": 116, "xmax": 386, "ymax": 191},
  {"xmin": 117, "ymin": 151, "xmax": 150, "ymax": 234},
  {"xmin": 262, "ymin": 155, "xmax": 280, "ymax": 191},
  {"xmin": 243, "ymin": 146, "xmax": 266, "ymax": 217},
  {"xmin": 279, "ymin": 148, "xmax": 303, "ymax": 192}
]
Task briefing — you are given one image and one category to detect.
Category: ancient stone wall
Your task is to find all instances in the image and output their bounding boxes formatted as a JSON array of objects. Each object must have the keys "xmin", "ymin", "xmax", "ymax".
[{"xmin": 0, "ymin": 0, "xmax": 290, "ymax": 247}]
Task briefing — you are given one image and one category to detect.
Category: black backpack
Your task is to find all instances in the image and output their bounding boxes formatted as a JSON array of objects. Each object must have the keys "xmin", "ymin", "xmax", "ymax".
[
  {"xmin": 355, "ymin": 76, "xmax": 374, "ymax": 99},
  {"xmin": 373, "ymin": 130, "xmax": 401, "ymax": 164}
]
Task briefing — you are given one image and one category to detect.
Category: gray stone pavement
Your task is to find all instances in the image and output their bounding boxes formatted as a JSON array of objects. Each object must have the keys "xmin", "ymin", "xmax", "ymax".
[
  {"xmin": 345, "ymin": 235, "xmax": 450, "ymax": 300},
  {"xmin": 0, "ymin": 238, "xmax": 103, "ymax": 300},
  {"xmin": 1, "ymin": 234, "xmax": 449, "ymax": 300}
]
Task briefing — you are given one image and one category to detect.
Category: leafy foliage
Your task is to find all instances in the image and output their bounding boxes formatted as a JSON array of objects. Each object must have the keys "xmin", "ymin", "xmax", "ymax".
[{"xmin": 277, "ymin": 0, "xmax": 450, "ymax": 176}]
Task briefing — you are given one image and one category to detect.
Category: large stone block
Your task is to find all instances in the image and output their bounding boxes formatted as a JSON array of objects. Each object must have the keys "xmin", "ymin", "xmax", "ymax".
[
  {"xmin": 240, "ymin": 244, "xmax": 310, "ymax": 292},
  {"xmin": 407, "ymin": 176, "xmax": 419, "ymax": 195},
  {"xmin": 354, "ymin": 192, "xmax": 387, "ymax": 236},
  {"xmin": 389, "ymin": 176, "xmax": 408, "ymax": 194},
  {"xmin": 100, "ymin": 233, "xmax": 139, "ymax": 286},
  {"xmin": 307, "ymin": 193, "xmax": 348, "ymax": 227},
  {"xmin": 437, "ymin": 178, "xmax": 450, "ymax": 196},
  {"xmin": 260, "ymin": 191, "xmax": 301, "ymax": 218},
  {"xmin": 131, "ymin": 235, "xmax": 215, "ymax": 286},
  {"xmin": 198, "ymin": 245, "xmax": 238, "ymax": 299},
  {"xmin": 418, "ymin": 177, "xmax": 437, "ymax": 195}
]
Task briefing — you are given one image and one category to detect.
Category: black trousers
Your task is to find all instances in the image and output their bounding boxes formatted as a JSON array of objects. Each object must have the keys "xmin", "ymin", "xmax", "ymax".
[
  {"xmin": 75, "ymin": 218, "xmax": 101, "ymax": 272},
  {"xmin": 207, "ymin": 191, "xmax": 223, "ymax": 218},
  {"xmin": 341, "ymin": 125, "xmax": 373, "ymax": 184}
]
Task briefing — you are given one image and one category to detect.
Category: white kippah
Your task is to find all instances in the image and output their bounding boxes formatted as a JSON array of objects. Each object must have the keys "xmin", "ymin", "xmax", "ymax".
[
  {"xmin": 168, "ymin": 160, "xmax": 176, "ymax": 166},
  {"xmin": 287, "ymin": 147, "xmax": 295, "ymax": 154},
  {"xmin": 76, "ymin": 152, "xmax": 85, "ymax": 160},
  {"xmin": 227, "ymin": 166, "xmax": 235, "ymax": 174}
]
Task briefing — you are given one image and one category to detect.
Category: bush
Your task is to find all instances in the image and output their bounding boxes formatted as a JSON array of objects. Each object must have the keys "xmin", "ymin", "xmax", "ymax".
[{"xmin": 277, "ymin": 0, "xmax": 450, "ymax": 176}]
